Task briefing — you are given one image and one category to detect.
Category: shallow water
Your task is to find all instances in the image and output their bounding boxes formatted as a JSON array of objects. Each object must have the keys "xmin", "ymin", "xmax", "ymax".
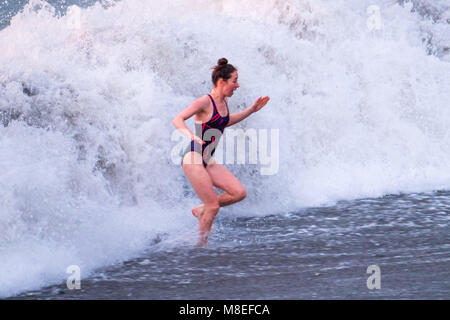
[{"xmin": 12, "ymin": 190, "xmax": 449, "ymax": 299}]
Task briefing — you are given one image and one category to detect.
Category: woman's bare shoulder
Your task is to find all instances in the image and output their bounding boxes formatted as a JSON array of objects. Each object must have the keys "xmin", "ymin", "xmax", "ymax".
[
  {"xmin": 191, "ymin": 94, "xmax": 211, "ymax": 111},
  {"xmin": 196, "ymin": 94, "xmax": 211, "ymax": 105}
]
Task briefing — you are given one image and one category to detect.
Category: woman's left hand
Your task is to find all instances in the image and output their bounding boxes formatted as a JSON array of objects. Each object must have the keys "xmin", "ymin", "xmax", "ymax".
[{"xmin": 251, "ymin": 96, "xmax": 270, "ymax": 113}]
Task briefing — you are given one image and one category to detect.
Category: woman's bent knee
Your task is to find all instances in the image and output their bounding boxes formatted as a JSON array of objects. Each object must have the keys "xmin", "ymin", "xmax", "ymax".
[{"xmin": 235, "ymin": 188, "xmax": 247, "ymax": 201}]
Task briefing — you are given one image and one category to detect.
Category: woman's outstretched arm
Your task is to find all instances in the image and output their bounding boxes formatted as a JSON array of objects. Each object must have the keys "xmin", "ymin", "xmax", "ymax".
[{"xmin": 227, "ymin": 96, "xmax": 270, "ymax": 127}]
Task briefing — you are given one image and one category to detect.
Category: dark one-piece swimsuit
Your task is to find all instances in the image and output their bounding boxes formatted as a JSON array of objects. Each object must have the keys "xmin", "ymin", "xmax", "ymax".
[{"xmin": 182, "ymin": 94, "xmax": 230, "ymax": 168}]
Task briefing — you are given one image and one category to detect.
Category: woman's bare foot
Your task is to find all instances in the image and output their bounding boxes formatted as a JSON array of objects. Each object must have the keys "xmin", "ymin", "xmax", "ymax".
[
  {"xmin": 193, "ymin": 206, "xmax": 208, "ymax": 246},
  {"xmin": 192, "ymin": 205, "xmax": 205, "ymax": 219}
]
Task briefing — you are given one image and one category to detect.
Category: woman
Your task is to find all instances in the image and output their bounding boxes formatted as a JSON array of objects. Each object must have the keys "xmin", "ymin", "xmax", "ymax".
[{"xmin": 172, "ymin": 58, "xmax": 270, "ymax": 246}]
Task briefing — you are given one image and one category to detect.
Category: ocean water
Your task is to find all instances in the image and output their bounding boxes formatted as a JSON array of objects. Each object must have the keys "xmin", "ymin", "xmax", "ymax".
[
  {"xmin": 1, "ymin": 0, "xmax": 449, "ymax": 299},
  {"xmin": 11, "ymin": 190, "xmax": 450, "ymax": 299}
]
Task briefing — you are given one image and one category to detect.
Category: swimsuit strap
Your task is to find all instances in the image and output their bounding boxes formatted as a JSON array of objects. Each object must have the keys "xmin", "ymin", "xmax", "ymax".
[
  {"xmin": 224, "ymin": 99, "xmax": 229, "ymax": 118},
  {"xmin": 207, "ymin": 94, "xmax": 219, "ymax": 116},
  {"xmin": 207, "ymin": 94, "xmax": 229, "ymax": 118}
]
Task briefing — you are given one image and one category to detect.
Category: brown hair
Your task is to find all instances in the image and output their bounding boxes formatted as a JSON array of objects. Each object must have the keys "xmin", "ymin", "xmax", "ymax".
[{"xmin": 211, "ymin": 58, "xmax": 237, "ymax": 86}]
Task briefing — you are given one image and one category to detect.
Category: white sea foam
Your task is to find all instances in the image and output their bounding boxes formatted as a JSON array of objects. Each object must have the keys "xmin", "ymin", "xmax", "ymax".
[{"xmin": 0, "ymin": 0, "xmax": 449, "ymax": 297}]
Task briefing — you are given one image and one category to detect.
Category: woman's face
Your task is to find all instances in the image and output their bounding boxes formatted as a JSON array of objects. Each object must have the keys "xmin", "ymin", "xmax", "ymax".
[{"xmin": 223, "ymin": 71, "xmax": 239, "ymax": 97}]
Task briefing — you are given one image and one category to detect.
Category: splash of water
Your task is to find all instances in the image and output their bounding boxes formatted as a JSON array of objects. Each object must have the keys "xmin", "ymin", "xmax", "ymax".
[{"xmin": 0, "ymin": 0, "xmax": 449, "ymax": 297}]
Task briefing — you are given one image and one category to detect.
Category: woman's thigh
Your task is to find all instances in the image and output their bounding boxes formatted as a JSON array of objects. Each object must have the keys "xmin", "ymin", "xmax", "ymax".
[
  {"xmin": 206, "ymin": 162, "xmax": 246, "ymax": 196},
  {"xmin": 182, "ymin": 152, "xmax": 218, "ymax": 206}
]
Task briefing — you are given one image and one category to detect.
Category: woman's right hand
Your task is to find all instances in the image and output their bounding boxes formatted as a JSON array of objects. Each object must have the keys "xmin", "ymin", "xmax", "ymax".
[
  {"xmin": 191, "ymin": 134, "xmax": 205, "ymax": 145},
  {"xmin": 175, "ymin": 127, "xmax": 205, "ymax": 145}
]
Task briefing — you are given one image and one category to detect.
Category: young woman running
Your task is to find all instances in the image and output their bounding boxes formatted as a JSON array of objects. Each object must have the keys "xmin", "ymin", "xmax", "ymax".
[{"xmin": 172, "ymin": 58, "xmax": 270, "ymax": 246}]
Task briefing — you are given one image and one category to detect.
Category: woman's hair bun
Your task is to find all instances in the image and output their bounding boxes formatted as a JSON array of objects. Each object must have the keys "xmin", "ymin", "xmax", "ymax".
[
  {"xmin": 211, "ymin": 58, "xmax": 237, "ymax": 85},
  {"xmin": 217, "ymin": 58, "xmax": 228, "ymax": 66}
]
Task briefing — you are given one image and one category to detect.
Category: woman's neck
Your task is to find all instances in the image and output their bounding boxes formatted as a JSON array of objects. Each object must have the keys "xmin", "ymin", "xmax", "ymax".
[{"xmin": 210, "ymin": 87, "xmax": 226, "ymax": 103}]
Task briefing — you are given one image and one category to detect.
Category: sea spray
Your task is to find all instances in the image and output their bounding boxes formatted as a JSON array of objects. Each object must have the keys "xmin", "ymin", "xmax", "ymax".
[{"xmin": 0, "ymin": 0, "xmax": 449, "ymax": 297}]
